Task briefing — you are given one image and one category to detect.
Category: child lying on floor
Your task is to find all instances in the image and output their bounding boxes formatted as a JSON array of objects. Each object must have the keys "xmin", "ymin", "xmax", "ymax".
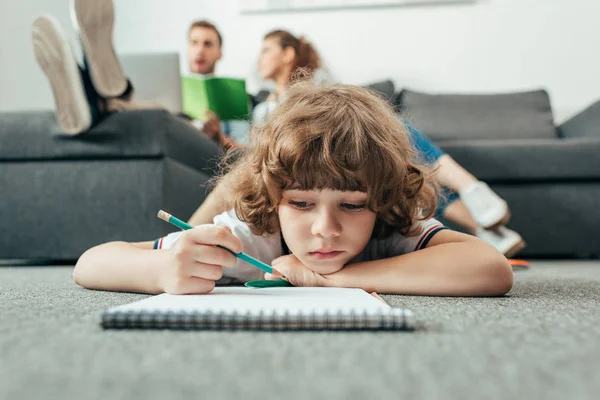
[{"xmin": 73, "ymin": 83, "xmax": 513, "ymax": 296}]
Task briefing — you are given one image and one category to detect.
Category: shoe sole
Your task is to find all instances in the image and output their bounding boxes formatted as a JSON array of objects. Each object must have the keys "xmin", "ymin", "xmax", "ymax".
[
  {"xmin": 503, "ymin": 238, "xmax": 526, "ymax": 259},
  {"xmin": 509, "ymin": 259, "xmax": 531, "ymax": 271},
  {"xmin": 32, "ymin": 16, "xmax": 91, "ymax": 135},
  {"xmin": 74, "ymin": 0, "xmax": 127, "ymax": 97},
  {"xmin": 482, "ymin": 209, "xmax": 512, "ymax": 230}
]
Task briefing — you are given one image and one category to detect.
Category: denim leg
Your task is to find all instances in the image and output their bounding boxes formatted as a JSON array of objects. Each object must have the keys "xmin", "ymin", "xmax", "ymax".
[
  {"xmin": 437, "ymin": 187, "xmax": 460, "ymax": 218},
  {"xmin": 402, "ymin": 121, "xmax": 459, "ymax": 217},
  {"xmin": 405, "ymin": 121, "xmax": 445, "ymax": 164}
]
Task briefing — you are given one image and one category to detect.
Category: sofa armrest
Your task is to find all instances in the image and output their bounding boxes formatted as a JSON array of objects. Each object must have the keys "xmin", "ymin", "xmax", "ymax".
[{"xmin": 558, "ymin": 99, "xmax": 600, "ymax": 138}]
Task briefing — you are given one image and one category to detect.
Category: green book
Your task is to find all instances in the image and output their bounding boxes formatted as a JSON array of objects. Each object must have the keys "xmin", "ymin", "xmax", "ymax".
[{"xmin": 181, "ymin": 75, "xmax": 250, "ymax": 121}]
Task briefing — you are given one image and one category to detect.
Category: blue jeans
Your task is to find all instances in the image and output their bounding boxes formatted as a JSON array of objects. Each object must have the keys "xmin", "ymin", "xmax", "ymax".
[{"xmin": 405, "ymin": 122, "xmax": 459, "ymax": 216}]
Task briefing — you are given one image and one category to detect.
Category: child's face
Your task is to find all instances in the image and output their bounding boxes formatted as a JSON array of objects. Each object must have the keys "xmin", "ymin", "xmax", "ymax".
[{"xmin": 278, "ymin": 188, "xmax": 377, "ymax": 275}]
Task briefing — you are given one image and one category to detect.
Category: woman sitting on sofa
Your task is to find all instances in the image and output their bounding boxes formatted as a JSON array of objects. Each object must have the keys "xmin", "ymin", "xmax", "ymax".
[{"xmin": 189, "ymin": 29, "xmax": 525, "ymax": 257}]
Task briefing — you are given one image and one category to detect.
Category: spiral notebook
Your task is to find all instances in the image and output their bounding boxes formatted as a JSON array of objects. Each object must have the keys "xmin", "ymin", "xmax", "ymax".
[{"xmin": 101, "ymin": 287, "xmax": 415, "ymax": 331}]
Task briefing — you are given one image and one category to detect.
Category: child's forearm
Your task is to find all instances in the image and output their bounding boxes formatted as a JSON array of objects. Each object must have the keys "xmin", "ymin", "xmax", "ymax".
[
  {"xmin": 73, "ymin": 242, "xmax": 167, "ymax": 294},
  {"xmin": 326, "ymin": 241, "xmax": 513, "ymax": 296}
]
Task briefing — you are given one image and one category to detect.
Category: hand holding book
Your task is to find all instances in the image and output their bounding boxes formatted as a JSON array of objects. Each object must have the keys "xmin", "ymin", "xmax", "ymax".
[{"xmin": 181, "ymin": 75, "xmax": 250, "ymax": 121}]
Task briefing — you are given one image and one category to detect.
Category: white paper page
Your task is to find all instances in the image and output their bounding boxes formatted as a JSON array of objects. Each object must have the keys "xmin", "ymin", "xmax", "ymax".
[{"xmin": 109, "ymin": 287, "xmax": 390, "ymax": 315}]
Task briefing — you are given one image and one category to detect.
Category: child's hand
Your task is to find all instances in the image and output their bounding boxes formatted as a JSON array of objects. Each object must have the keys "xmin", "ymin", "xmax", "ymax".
[
  {"xmin": 160, "ymin": 226, "xmax": 242, "ymax": 294},
  {"xmin": 265, "ymin": 255, "xmax": 328, "ymax": 287}
]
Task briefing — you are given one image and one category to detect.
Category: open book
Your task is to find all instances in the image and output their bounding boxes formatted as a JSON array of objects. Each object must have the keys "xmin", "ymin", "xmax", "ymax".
[
  {"xmin": 101, "ymin": 287, "xmax": 415, "ymax": 331},
  {"xmin": 181, "ymin": 75, "xmax": 250, "ymax": 121}
]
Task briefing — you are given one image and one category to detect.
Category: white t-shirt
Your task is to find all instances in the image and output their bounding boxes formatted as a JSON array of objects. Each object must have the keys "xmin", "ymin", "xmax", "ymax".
[
  {"xmin": 154, "ymin": 210, "xmax": 447, "ymax": 284},
  {"xmin": 252, "ymin": 100, "xmax": 278, "ymax": 124}
]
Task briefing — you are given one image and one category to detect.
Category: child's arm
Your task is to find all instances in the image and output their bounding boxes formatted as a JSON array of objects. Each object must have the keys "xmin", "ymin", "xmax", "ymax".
[
  {"xmin": 330, "ymin": 230, "xmax": 512, "ymax": 296},
  {"xmin": 269, "ymin": 231, "xmax": 512, "ymax": 296},
  {"xmin": 73, "ymin": 241, "xmax": 166, "ymax": 293},
  {"xmin": 73, "ymin": 226, "xmax": 242, "ymax": 294}
]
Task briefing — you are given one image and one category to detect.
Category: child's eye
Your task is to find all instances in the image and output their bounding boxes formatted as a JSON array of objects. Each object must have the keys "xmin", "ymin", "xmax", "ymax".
[
  {"xmin": 288, "ymin": 200, "xmax": 312, "ymax": 209},
  {"xmin": 342, "ymin": 203, "xmax": 366, "ymax": 211}
]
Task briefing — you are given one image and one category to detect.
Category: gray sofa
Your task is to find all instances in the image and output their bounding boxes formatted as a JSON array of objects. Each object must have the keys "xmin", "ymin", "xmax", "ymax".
[
  {"xmin": 0, "ymin": 109, "xmax": 222, "ymax": 260},
  {"xmin": 1, "ymin": 85, "xmax": 599, "ymax": 260},
  {"xmin": 394, "ymin": 86, "xmax": 600, "ymax": 258}
]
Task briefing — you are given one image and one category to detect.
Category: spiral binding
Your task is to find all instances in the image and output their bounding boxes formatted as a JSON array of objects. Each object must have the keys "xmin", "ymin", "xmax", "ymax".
[{"xmin": 101, "ymin": 308, "xmax": 414, "ymax": 331}]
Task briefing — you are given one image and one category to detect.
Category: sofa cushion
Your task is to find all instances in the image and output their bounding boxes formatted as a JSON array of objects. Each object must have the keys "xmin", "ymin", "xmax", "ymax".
[
  {"xmin": 557, "ymin": 99, "xmax": 600, "ymax": 139},
  {"xmin": 364, "ymin": 80, "xmax": 396, "ymax": 103},
  {"xmin": 0, "ymin": 110, "xmax": 222, "ymax": 174},
  {"xmin": 398, "ymin": 89, "xmax": 558, "ymax": 141},
  {"xmin": 439, "ymin": 137, "xmax": 600, "ymax": 181}
]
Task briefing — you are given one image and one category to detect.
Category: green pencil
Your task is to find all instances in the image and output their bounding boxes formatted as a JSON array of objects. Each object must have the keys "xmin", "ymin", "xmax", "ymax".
[{"xmin": 157, "ymin": 210, "xmax": 275, "ymax": 275}]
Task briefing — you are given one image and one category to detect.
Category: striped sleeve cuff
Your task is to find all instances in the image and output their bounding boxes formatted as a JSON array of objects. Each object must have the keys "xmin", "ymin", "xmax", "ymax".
[
  {"xmin": 415, "ymin": 226, "xmax": 448, "ymax": 251},
  {"xmin": 153, "ymin": 237, "xmax": 164, "ymax": 250}
]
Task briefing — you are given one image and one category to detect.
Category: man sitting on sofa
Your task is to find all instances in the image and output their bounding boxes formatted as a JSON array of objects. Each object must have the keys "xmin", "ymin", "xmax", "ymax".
[{"xmin": 183, "ymin": 19, "xmax": 249, "ymax": 149}]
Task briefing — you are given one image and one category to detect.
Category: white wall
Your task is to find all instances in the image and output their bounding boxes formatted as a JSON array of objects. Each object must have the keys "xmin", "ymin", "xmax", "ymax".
[
  {"xmin": 0, "ymin": 0, "xmax": 81, "ymax": 113},
  {"xmin": 2, "ymin": 0, "xmax": 599, "ymax": 123}
]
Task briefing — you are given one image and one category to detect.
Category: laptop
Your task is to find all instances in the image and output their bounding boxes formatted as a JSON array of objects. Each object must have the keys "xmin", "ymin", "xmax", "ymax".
[{"xmin": 119, "ymin": 52, "xmax": 183, "ymax": 113}]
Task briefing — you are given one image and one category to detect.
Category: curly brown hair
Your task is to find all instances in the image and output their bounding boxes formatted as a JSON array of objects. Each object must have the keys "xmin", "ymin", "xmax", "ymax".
[{"xmin": 219, "ymin": 83, "xmax": 439, "ymax": 239}]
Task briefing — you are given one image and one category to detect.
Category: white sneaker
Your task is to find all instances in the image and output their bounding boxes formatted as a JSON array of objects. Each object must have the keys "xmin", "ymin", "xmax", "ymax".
[
  {"xmin": 459, "ymin": 182, "xmax": 509, "ymax": 229},
  {"xmin": 71, "ymin": 0, "xmax": 127, "ymax": 97},
  {"xmin": 32, "ymin": 15, "xmax": 91, "ymax": 135},
  {"xmin": 476, "ymin": 226, "xmax": 526, "ymax": 258}
]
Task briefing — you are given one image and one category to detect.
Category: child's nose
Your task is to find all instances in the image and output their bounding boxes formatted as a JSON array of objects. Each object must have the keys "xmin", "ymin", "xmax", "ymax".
[{"xmin": 311, "ymin": 211, "xmax": 342, "ymax": 238}]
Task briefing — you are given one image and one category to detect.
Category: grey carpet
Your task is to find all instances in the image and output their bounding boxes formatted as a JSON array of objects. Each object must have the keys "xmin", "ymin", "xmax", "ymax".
[{"xmin": 1, "ymin": 261, "xmax": 600, "ymax": 400}]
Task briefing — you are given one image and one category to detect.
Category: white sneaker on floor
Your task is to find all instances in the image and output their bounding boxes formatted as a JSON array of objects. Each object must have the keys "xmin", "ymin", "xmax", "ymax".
[
  {"xmin": 71, "ymin": 0, "xmax": 127, "ymax": 97},
  {"xmin": 459, "ymin": 182, "xmax": 509, "ymax": 229},
  {"xmin": 32, "ymin": 15, "xmax": 91, "ymax": 135},
  {"xmin": 476, "ymin": 226, "xmax": 526, "ymax": 258}
]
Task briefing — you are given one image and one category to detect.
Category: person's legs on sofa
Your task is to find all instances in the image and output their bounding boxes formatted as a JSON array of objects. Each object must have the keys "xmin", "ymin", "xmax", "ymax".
[
  {"xmin": 32, "ymin": 15, "xmax": 93, "ymax": 135},
  {"xmin": 406, "ymin": 123, "xmax": 525, "ymax": 256},
  {"xmin": 474, "ymin": 226, "xmax": 526, "ymax": 259},
  {"xmin": 408, "ymin": 123, "xmax": 509, "ymax": 227},
  {"xmin": 441, "ymin": 197, "xmax": 478, "ymax": 232},
  {"xmin": 442, "ymin": 199, "xmax": 525, "ymax": 258},
  {"xmin": 71, "ymin": 0, "xmax": 127, "ymax": 98},
  {"xmin": 34, "ymin": 1, "xmax": 238, "ymax": 147},
  {"xmin": 32, "ymin": 0, "xmax": 152, "ymax": 135},
  {"xmin": 436, "ymin": 154, "xmax": 510, "ymax": 229}
]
